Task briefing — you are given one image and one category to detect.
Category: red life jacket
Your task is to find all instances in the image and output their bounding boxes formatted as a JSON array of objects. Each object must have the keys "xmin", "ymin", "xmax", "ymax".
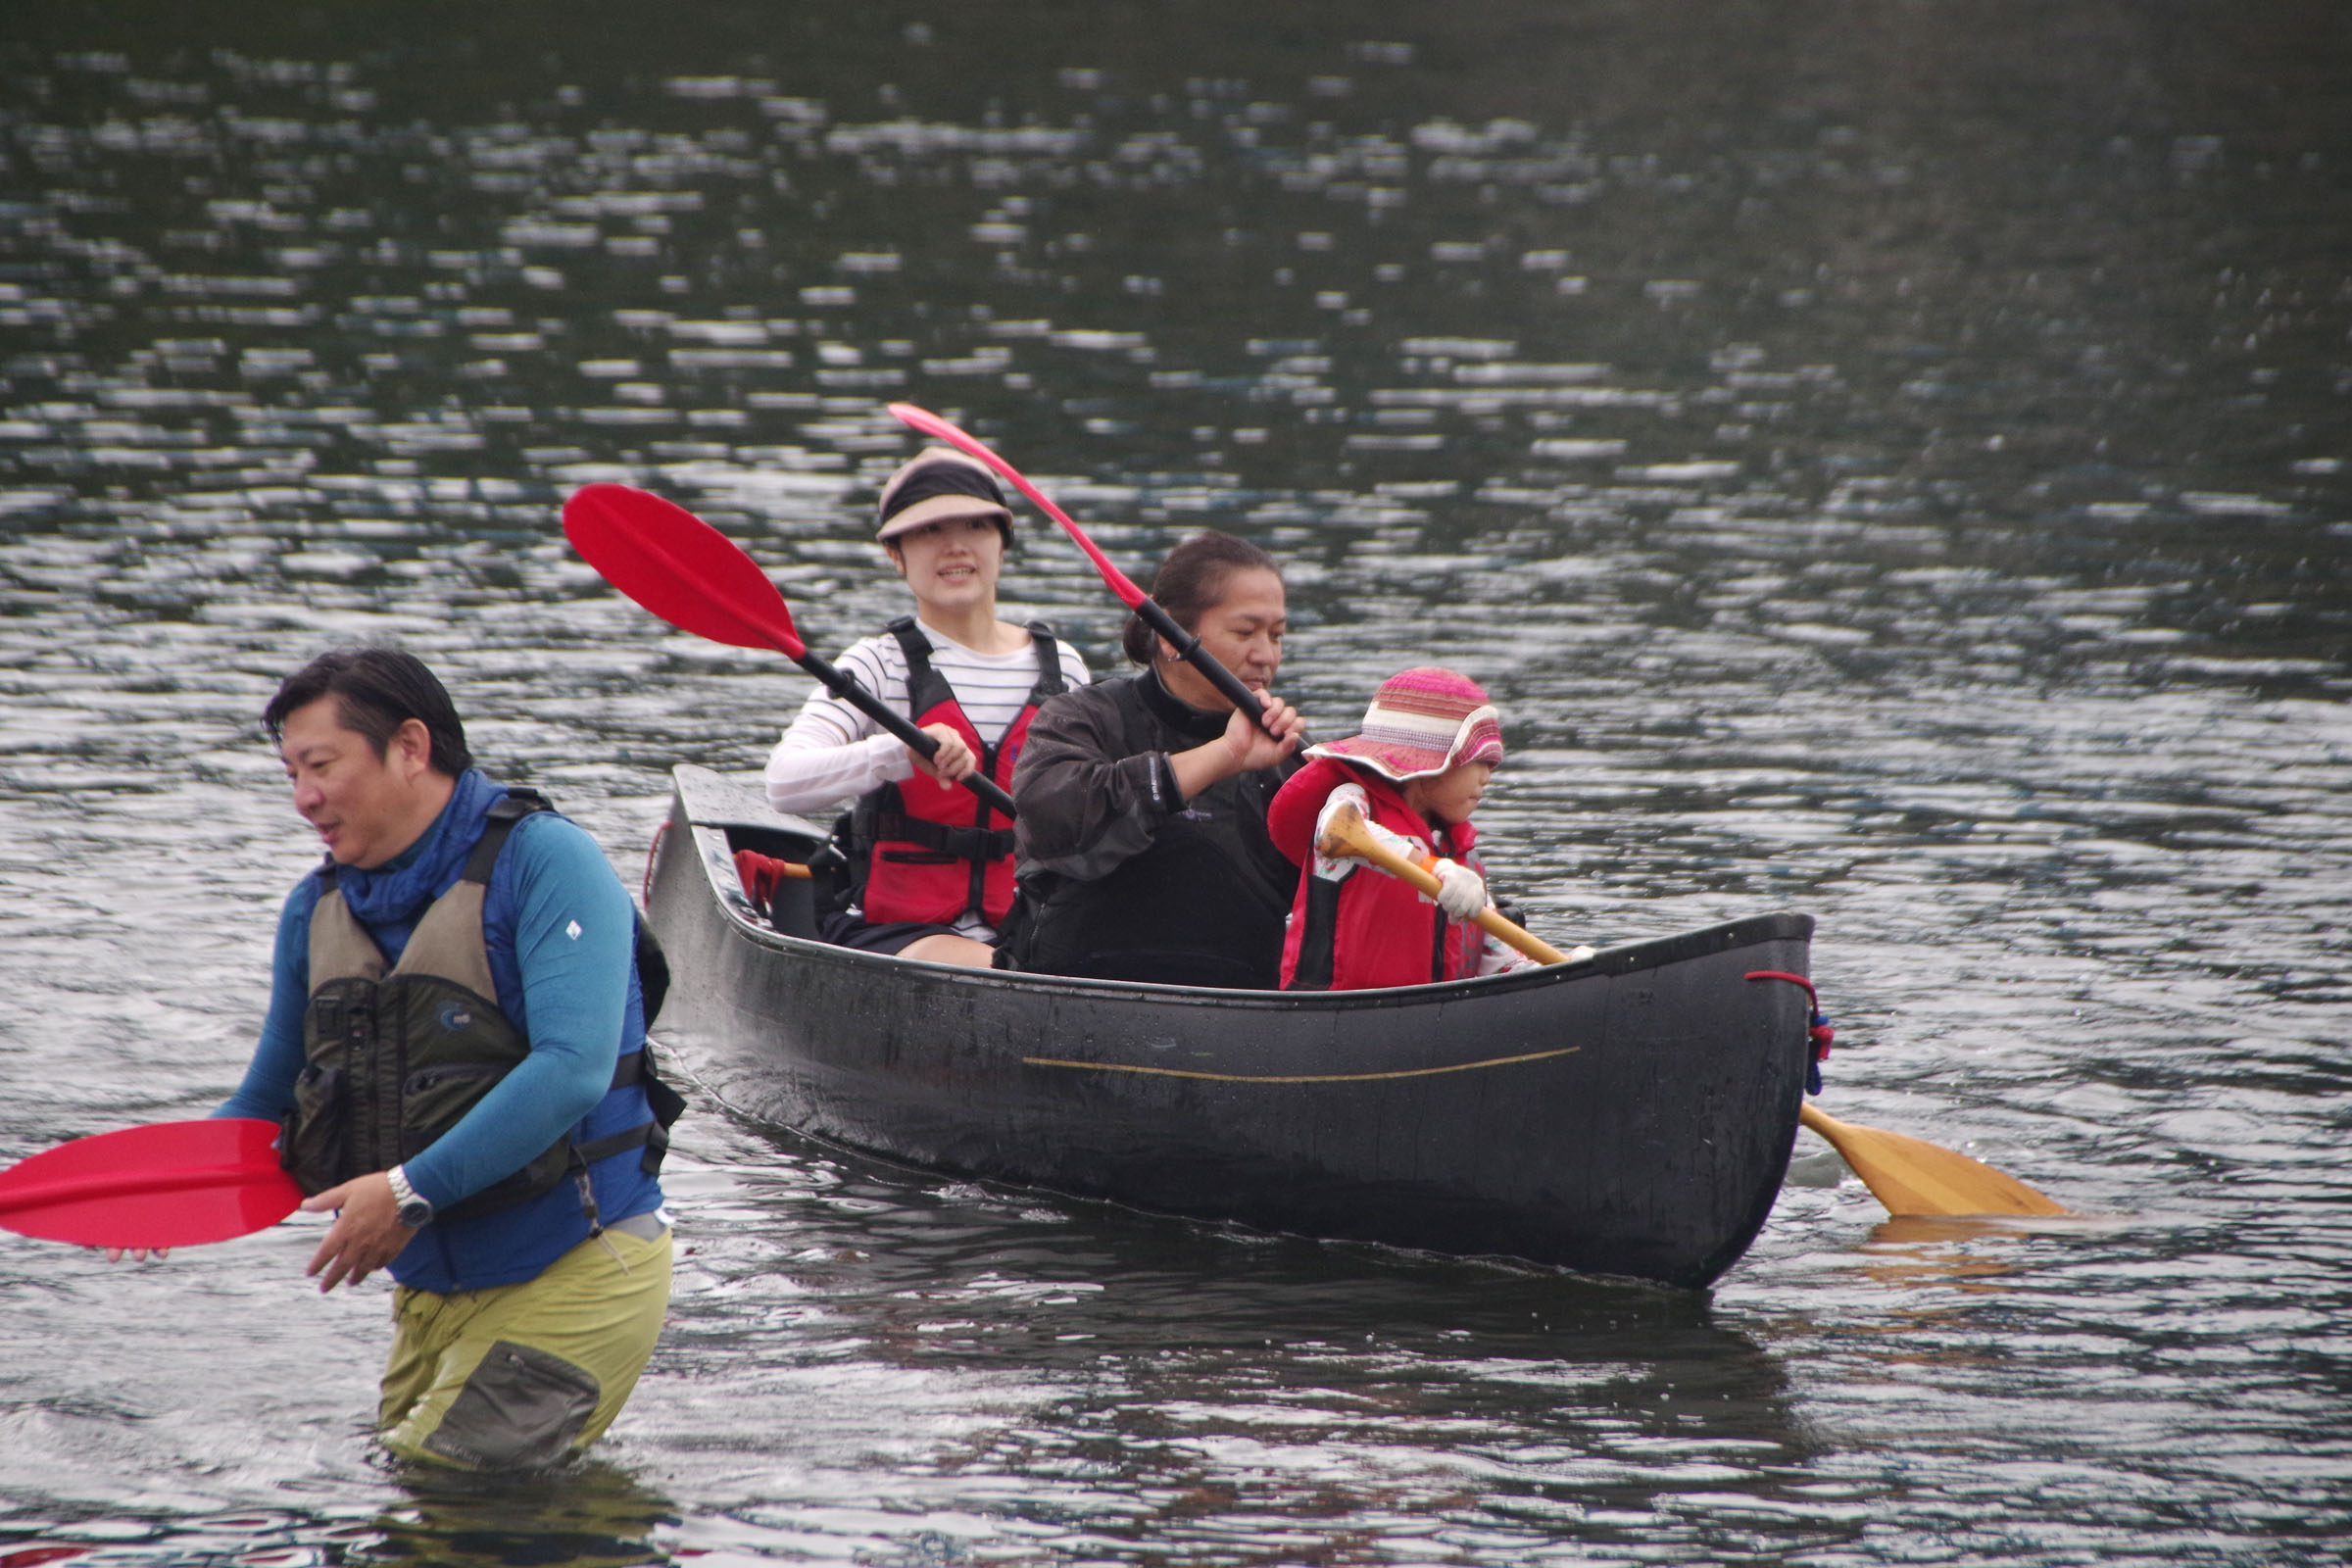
[
  {"xmin": 1267, "ymin": 756, "xmax": 1487, "ymax": 991},
  {"xmin": 850, "ymin": 617, "xmax": 1066, "ymax": 929}
]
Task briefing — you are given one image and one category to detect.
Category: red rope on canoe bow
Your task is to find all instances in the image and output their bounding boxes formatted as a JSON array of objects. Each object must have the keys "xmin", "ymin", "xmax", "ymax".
[
  {"xmin": 643, "ymin": 817, "xmax": 668, "ymax": 906},
  {"xmin": 1745, "ymin": 969, "xmax": 1835, "ymax": 1094}
]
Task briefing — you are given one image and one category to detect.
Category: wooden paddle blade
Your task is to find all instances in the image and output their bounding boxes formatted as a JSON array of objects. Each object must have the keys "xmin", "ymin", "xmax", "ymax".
[
  {"xmin": 0, "ymin": 1118, "xmax": 304, "ymax": 1249},
  {"xmin": 562, "ymin": 483, "xmax": 805, "ymax": 657},
  {"xmin": 1800, "ymin": 1102, "xmax": 2068, "ymax": 1216}
]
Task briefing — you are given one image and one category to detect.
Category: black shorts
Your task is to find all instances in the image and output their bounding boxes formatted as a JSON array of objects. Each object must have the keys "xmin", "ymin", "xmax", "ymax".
[{"xmin": 818, "ymin": 909, "xmax": 967, "ymax": 956}]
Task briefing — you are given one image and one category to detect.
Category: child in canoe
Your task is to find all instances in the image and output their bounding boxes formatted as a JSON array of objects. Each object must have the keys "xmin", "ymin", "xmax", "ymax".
[{"xmin": 1265, "ymin": 666, "xmax": 1533, "ymax": 990}]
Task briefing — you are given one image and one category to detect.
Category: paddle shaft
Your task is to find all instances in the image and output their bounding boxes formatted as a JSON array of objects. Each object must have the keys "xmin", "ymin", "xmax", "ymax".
[
  {"xmin": 792, "ymin": 643, "xmax": 1018, "ymax": 817},
  {"xmin": 887, "ymin": 403, "xmax": 1277, "ymax": 733},
  {"xmin": 1316, "ymin": 805, "xmax": 1569, "ymax": 962},
  {"xmin": 1129, "ymin": 594, "xmax": 1274, "ymax": 730}
]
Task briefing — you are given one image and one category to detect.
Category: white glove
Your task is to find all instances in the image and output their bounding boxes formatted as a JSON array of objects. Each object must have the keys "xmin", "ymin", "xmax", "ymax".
[
  {"xmin": 1478, "ymin": 941, "xmax": 1594, "ymax": 975},
  {"xmin": 1309, "ymin": 782, "xmax": 1378, "ymax": 881},
  {"xmin": 1424, "ymin": 856, "xmax": 1487, "ymax": 919},
  {"xmin": 1479, "ymin": 942, "xmax": 1541, "ymax": 976}
]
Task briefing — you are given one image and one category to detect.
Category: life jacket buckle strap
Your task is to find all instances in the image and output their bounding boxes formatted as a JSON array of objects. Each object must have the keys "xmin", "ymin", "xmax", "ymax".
[{"xmin": 869, "ymin": 811, "xmax": 1014, "ymax": 862}]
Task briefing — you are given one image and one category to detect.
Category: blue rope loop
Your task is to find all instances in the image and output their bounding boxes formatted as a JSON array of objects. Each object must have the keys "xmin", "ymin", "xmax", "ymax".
[{"xmin": 1743, "ymin": 970, "xmax": 1834, "ymax": 1096}]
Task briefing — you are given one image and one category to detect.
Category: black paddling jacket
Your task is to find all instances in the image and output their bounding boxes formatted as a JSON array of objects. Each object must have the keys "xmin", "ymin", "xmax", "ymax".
[{"xmin": 1005, "ymin": 667, "xmax": 1301, "ymax": 988}]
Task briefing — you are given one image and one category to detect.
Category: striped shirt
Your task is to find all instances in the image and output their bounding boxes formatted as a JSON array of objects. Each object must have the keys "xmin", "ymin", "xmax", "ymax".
[{"xmin": 764, "ymin": 622, "xmax": 1093, "ymax": 816}]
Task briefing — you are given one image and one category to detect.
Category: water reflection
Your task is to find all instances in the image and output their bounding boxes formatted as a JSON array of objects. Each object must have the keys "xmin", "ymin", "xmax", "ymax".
[
  {"xmin": 6, "ymin": 5, "xmax": 2346, "ymax": 612},
  {"xmin": 374, "ymin": 1467, "xmax": 676, "ymax": 1568},
  {"xmin": 644, "ymin": 1119, "xmax": 1833, "ymax": 1560},
  {"xmin": 0, "ymin": 1472, "xmax": 676, "ymax": 1568},
  {"xmin": 1855, "ymin": 1213, "xmax": 2088, "ymax": 1293}
]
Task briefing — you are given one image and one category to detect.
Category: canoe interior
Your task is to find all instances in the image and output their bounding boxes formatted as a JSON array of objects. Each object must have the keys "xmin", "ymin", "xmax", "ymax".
[{"xmin": 647, "ymin": 766, "xmax": 1814, "ymax": 1289}]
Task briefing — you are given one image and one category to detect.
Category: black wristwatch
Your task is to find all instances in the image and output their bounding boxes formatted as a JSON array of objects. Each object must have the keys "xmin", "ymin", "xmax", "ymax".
[{"xmin": 387, "ymin": 1164, "xmax": 434, "ymax": 1229}]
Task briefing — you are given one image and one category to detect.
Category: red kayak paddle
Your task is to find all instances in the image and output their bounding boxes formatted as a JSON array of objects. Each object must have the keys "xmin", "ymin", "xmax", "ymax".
[
  {"xmin": 563, "ymin": 482, "xmax": 1018, "ymax": 817},
  {"xmin": 0, "ymin": 1118, "xmax": 303, "ymax": 1250}
]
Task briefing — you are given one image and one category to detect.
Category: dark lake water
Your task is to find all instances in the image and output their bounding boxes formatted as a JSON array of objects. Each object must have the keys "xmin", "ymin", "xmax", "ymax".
[{"xmin": 3, "ymin": 3, "xmax": 2348, "ymax": 1562}]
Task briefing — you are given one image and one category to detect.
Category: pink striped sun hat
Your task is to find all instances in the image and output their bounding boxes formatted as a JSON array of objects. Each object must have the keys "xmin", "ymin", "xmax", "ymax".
[{"xmin": 1309, "ymin": 666, "xmax": 1503, "ymax": 781}]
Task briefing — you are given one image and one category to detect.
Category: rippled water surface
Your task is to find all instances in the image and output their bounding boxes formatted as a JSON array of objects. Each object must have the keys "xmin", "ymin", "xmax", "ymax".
[{"xmin": 3, "ymin": 3, "xmax": 2348, "ymax": 1563}]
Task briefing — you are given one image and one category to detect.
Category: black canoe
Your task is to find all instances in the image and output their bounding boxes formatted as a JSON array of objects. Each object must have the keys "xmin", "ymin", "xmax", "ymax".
[{"xmin": 645, "ymin": 764, "xmax": 1816, "ymax": 1289}]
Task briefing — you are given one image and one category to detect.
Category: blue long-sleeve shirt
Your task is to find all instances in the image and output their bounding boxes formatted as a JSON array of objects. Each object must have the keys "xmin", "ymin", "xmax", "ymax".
[{"xmin": 222, "ymin": 772, "xmax": 662, "ymax": 1290}]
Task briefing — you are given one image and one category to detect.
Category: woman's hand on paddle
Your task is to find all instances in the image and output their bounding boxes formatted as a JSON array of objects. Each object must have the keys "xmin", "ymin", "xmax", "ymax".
[
  {"xmin": 907, "ymin": 722, "xmax": 978, "ymax": 784},
  {"xmin": 1224, "ymin": 692, "xmax": 1304, "ymax": 773},
  {"xmin": 1171, "ymin": 691, "xmax": 1304, "ymax": 799},
  {"xmin": 301, "ymin": 1172, "xmax": 416, "ymax": 1293}
]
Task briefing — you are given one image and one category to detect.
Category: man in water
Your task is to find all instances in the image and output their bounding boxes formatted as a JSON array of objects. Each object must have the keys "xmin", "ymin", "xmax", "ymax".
[{"xmin": 217, "ymin": 647, "xmax": 676, "ymax": 1469}]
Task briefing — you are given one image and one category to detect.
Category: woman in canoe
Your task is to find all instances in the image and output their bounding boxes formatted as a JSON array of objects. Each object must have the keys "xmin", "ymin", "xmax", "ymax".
[
  {"xmin": 764, "ymin": 447, "xmax": 1092, "ymax": 967},
  {"xmin": 1004, "ymin": 530, "xmax": 1306, "ymax": 988},
  {"xmin": 1264, "ymin": 666, "xmax": 1535, "ymax": 990}
]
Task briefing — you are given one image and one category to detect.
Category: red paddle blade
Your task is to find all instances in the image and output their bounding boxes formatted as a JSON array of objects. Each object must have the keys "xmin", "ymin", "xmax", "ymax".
[
  {"xmin": 0, "ymin": 1118, "xmax": 303, "ymax": 1249},
  {"xmin": 562, "ymin": 483, "xmax": 807, "ymax": 658},
  {"xmin": 887, "ymin": 403, "xmax": 1149, "ymax": 609}
]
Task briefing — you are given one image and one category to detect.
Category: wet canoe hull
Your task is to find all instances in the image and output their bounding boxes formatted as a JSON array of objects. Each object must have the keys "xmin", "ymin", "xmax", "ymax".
[{"xmin": 647, "ymin": 766, "xmax": 1813, "ymax": 1288}]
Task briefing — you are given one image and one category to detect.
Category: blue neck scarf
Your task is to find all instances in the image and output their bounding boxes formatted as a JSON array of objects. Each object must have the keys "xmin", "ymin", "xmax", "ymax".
[{"xmin": 331, "ymin": 767, "xmax": 507, "ymax": 927}]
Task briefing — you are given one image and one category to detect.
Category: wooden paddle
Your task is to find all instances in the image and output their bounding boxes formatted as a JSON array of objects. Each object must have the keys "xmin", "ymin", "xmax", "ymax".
[
  {"xmin": 563, "ymin": 482, "xmax": 1017, "ymax": 818},
  {"xmin": 0, "ymin": 1118, "xmax": 302, "ymax": 1250},
  {"xmin": 1788, "ymin": 1104, "xmax": 2067, "ymax": 1217},
  {"xmin": 1316, "ymin": 802, "xmax": 1592, "ymax": 966},
  {"xmin": 1316, "ymin": 803, "xmax": 2069, "ymax": 1217},
  {"xmin": 887, "ymin": 403, "xmax": 1285, "ymax": 737}
]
